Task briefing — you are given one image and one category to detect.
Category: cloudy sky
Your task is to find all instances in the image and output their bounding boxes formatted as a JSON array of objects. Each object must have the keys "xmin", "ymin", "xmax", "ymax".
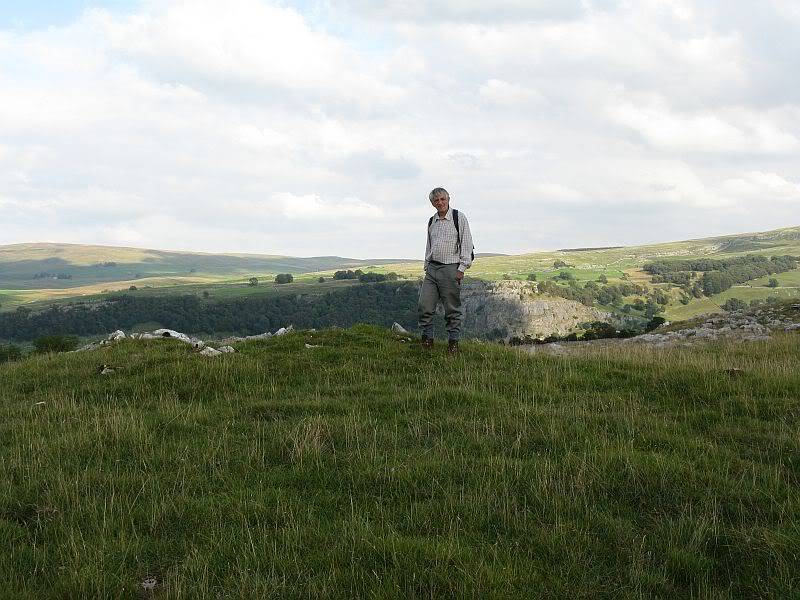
[{"xmin": 1, "ymin": 0, "xmax": 799, "ymax": 259}]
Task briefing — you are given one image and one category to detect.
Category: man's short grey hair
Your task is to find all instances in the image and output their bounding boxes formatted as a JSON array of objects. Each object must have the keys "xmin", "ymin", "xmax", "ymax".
[{"xmin": 429, "ymin": 187, "xmax": 449, "ymax": 201}]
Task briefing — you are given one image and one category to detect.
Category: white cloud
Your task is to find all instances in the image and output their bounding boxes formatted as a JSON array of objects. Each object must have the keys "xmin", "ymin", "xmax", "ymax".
[
  {"xmin": 333, "ymin": 0, "xmax": 587, "ymax": 23},
  {"xmin": 721, "ymin": 171, "xmax": 800, "ymax": 203},
  {"xmin": 278, "ymin": 193, "xmax": 383, "ymax": 220},
  {"xmin": 0, "ymin": 0, "xmax": 799, "ymax": 257},
  {"xmin": 478, "ymin": 79, "xmax": 546, "ymax": 108}
]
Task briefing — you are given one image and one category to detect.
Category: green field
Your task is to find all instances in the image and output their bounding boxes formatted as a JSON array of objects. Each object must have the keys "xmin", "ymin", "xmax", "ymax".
[
  {"xmin": 666, "ymin": 269, "xmax": 800, "ymax": 321},
  {"xmin": 1, "ymin": 326, "xmax": 799, "ymax": 597}
]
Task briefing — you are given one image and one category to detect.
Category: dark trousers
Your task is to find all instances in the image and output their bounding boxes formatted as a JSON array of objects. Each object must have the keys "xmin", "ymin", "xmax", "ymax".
[{"xmin": 418, "ymin": 262, "xmax": 463, "ymax": 341}]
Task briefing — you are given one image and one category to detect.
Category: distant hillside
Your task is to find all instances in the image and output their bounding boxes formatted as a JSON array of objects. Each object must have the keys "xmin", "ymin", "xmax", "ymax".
[
  {"xmin": 2, "ymin": 226, "xmax": 798, "ymax": 321},
  {"xmin": 0, "ymin": 243, "xmax": 406, "ymax": 290}
]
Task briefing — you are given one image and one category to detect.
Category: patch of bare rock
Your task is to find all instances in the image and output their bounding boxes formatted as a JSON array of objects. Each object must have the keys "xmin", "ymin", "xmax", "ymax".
[
  {"xmin": 74, "ymin": 325, "xmax": 295, "ymax": 357},
  {"xmin": 524, "ymin": 303, "xmax": 800, "ymax": 356}
]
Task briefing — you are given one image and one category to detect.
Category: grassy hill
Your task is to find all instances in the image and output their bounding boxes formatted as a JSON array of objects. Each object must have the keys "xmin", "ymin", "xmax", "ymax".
[
  {"xmin": 1, "ymin": 326, "xmax": 798, "ymax": 597},
  {"xmin": 0, "ymin": 243, "xmax": 405, "ymax": 293},
  {"xmin": 3, "ymin": 226, "xmax": 799, "ymax": 321}
]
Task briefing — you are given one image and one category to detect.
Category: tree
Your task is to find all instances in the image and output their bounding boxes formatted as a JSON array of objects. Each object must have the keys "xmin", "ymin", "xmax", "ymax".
[
  {"xmin": 202, "ymin": 291, "xmax": 210, "ymax": 298},
  {"xmin": 644, "ymin": 300, "xmax": 663, "ymax": 319},
  {"xmin": 318, "ymin": 277, "xmax": 325, "ymax": 283},
  {"xmin": 597, "ymin": 274, "xmax": 608, "ymax": 284},
  {"xmin": 129, "ymin": 285, "xmax": 138, "ymax": 291},
  {"xmin": 553, "ymin": 260, "xmax": 567, "ymax": 269},
  {"xmin": 767, "ymin": 278, "xmax": 779, "ymax": 288},
  {"xmin": 33, "ymin": 335, "xmax": 79, "ymax": 353},
  {"xmin": 274, "ymin": 274, "xmax": 293, "ymax": 284},
  {"xmin": 359, "ymin": 272, "xmax": 387, "ymax": 283},
  {"xmin": 248, "ymin": 277, "xmax": 259, "ymax": 287},
  {"xmin": 527, "ymin": 273, "xmax": 537, "ymax": 281},
  {"xmin": 723, "ymin": 298, "xmax": 748, "ymax": 311}
]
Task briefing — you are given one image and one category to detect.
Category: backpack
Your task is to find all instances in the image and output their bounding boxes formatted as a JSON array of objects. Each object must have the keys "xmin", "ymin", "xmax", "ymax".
[{"xmin": 428, "ymin": 209, "xmax": 475, "ymax": 261}]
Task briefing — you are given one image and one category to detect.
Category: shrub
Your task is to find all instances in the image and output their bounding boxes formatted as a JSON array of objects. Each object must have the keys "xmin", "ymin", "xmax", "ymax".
[
  {"xmin": 359, "ymin": 272, "xmax": 387, "ymax": 283},
  {"xmin": 33, "ymin": 335, "xmax": 79, "ymax": 354},
  {"xmin": 318, "ymin": 277, "xmax": 325, "ymax": 283},
  {"xmin": 0, "ymin": 344, "xmax": 22, "ymax": 363},
  {"xmin": 527, "ymin": 273, "xmax": 537, "ymax": 281},
  {"xmin": 645, "ymin": 316, "xmax": 667, "ymax": 332},
  {"xmin": 723, "ymin": 298, "xmax": 748, "ymax": 312},
  {"xmin": 581, "ymin": 321, "xmax": 618, "ymax": 340},
  {"xmin": 767, "ymin": 278, "xmax": 779, "ymax": 288},
  {"xmin": 274, "ymin": 274, "xmax": 293, "ymax": 284},
  {"xmin": 597, "ymin": 274, "xmax": 608, "ymax": 284},
  {"xmin": 248, "ymin": 277, "xmax": 259, "ymax": 286},
  {"xmin": 333, "ymin": 270, "xmax": 363, "ymax": 280},
  {"xmin": 553, "ymin": 260, "xmax": 567, "ymax": 268}
]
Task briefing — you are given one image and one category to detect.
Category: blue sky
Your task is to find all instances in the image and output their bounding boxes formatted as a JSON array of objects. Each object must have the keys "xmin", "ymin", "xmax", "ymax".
[
  {"xmin": 1, "ymin": 0, "xmax": 798, "ymax": 258},
  {"xmin": 0, "ymin": 0, "xmax": 139, "ymax": 29}
]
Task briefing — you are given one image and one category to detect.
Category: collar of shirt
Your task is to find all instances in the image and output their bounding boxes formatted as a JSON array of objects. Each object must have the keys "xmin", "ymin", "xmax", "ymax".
[{"xmin": 434, "ymin": 207, "xmax": 452, "ymax": 221}]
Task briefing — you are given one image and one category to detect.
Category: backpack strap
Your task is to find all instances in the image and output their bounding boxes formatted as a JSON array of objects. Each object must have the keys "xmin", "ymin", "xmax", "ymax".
[
  {"xmin": 452, "ymin": 209, "xmax": 462, "ymax": 251},
  {"xmin": 452, "ymin": 209, "xmax": 475, "ymax": 261}
]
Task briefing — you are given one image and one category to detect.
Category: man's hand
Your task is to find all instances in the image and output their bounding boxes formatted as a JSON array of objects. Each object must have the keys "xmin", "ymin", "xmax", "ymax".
[{"xmin": 456, "ymin": 270, "xmax": 464, "ymax": 284}]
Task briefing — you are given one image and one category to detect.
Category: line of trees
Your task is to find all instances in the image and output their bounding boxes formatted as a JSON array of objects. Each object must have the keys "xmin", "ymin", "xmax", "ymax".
[
  {"xmin": 0, "ymin": 283, "xmax": 421, "ymax": 342},
  {"xmin": 643, "ymin": 255, "xmax": 797, "ymax": 296}
]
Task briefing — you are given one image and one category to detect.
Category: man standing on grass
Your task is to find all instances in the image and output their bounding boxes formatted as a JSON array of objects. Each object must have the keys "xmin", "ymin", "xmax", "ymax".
[{"xmin": 418, "ymin": 187, "xmax": 474, "ymax": 354}]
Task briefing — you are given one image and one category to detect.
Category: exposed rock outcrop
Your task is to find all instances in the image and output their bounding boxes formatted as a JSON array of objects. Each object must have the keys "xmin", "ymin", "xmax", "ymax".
[
  {"xmin": 74, "ymin": 325, "xmax": 292, "ymax": 357},
  {"xmin": 461, "ymin": 280, "xmax": 610, "ymax": 342},
  {"xmin": 524, "ymin": 302, "xmax": 800, "ymax": 355}
]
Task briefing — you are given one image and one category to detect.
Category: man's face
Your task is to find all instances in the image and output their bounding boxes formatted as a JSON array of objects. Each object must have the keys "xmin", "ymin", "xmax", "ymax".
[{"xmin": 430, "ymin": 193, "xmax": 449, "ymax": 213}]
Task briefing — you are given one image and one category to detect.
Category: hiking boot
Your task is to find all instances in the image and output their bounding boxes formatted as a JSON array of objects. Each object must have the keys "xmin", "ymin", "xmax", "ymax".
[
  {"xmin": 421, "ymin": 336, "xmax": 434, "ymax": 351},
  {"xmin": 448, "ymin": 340, "xmax": 459, "ymax": 354}
]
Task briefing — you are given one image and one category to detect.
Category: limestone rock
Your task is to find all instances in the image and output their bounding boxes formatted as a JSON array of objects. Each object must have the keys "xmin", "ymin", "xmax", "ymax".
[
  {"xmin": 460, "ymin": 280, "xmax": 610, "ymax": 342},
  {"xmin": 151, "ymin": 329, "xmax": 205, "ymax": 348},
  {"xmin": 391, "ymin": 322, "xmax": 409, "ymax": 334},
  {"xmin": 199, "ymin": 347, "xmax": 222, "ymax": 357}
]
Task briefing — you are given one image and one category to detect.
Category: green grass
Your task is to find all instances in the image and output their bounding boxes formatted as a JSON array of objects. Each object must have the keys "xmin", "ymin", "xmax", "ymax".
[{"xmin": 1, "ymin": 326, "xmax": 799, "ymax": 597}]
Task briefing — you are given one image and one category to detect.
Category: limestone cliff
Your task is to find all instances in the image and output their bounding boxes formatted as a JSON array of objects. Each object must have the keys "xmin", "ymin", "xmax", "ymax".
[{"xmin": 459, "ymin": 280, "xmax": 610, "ymax": 341}]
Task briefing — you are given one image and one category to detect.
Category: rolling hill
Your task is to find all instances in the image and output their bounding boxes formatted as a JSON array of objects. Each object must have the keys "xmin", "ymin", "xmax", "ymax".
[{"xmin": 1, "ymin": 226, "xmax": 799, "ymax": 321}]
